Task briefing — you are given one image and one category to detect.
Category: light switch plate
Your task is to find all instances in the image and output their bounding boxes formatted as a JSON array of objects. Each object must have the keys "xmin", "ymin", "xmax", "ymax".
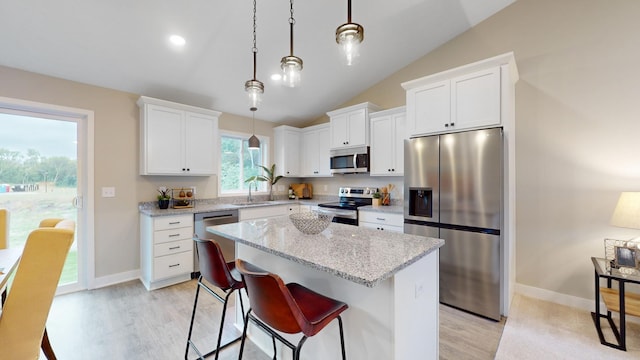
[{"xmin": 101, "ymin": 187, "xmax": 116, "ymax": 198}]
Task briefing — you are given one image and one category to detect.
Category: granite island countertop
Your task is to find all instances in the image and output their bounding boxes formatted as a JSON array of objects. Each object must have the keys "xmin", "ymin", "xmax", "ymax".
[{"xmin": 207, "ymin": 216, "xmax": 444, "ymax": 288}]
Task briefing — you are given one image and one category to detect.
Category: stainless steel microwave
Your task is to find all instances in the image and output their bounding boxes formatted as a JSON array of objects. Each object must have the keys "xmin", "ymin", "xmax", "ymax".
[{"xmin": 330, "ymin": 146, "xmax": 370, "ymax": 174}]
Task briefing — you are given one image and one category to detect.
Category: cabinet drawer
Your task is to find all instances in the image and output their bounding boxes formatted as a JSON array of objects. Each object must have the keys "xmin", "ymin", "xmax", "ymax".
[
  {"xmin": 154, "ymin": 239, "xmax": 192, "ymax": 257},
  {"xmin": 154, "ymin": 227, "xmax": 193, "ymax": 244},
  {"xmin": 154, "ymin": 251, "xmax": 193, "ymax": 280},
  {"xmin": 154, "ymin": 214, "xmax": 193, "ymax": 231},
  {"xmin": 360, "ymin": 221, "xmax": 404, "ymax": 233},
  {"xmin": 359, "ymin": 211, "xmax": 404, "ymax": 227}
]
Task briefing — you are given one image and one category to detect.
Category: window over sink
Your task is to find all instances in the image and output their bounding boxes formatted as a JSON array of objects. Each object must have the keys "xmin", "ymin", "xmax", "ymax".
[{"xmin": 219, "ymin": 131, "xmax": 269, "ymax": 195}]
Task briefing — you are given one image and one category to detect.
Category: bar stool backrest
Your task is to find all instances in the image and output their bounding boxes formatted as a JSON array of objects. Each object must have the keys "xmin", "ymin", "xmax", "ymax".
[
  {"xmin": 236, "ymin": 259, "xmax": 304, "ymax": 334},
  {"xmin": 194, "ymin": 237, "xmax": 240, "ymax": 291}
]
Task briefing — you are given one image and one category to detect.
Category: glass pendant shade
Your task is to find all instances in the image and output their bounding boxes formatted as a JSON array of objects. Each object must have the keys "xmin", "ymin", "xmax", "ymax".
[
  {"xmin": 336, "ymin": 23, "xmax": 363, "ymax": 66},
  {"xmin": 281, "ymin": 55, "xmax": 302, "ymax": 88},
  {"xmin": 245, "ymin": 79, "xmax": 264, "ymax": 111},
  {"xmin": 248, "ymin": 134, "xmax": 260, "ymax": 150}
]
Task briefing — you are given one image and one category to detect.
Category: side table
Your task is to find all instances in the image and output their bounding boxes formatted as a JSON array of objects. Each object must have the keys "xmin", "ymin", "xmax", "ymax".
[{"xmin": 591, "ymin": 256, "xmax": 640, "ymax": 351}]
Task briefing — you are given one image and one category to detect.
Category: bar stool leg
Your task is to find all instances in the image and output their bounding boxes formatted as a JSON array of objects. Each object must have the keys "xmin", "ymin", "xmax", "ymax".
[{"xmin": 185, "ymin": 280, "xmax": 203, "ymax": 360}]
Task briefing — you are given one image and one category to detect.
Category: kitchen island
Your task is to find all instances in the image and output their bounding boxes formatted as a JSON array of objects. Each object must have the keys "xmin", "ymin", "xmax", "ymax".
[{"xmin": 207, "ymin": 216, "xmax": 443, "ymax": 360}]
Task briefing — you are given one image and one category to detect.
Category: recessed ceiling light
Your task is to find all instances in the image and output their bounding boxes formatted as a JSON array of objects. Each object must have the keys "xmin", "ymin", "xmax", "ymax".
[
  {"xmin": 169, "ymin": 35, "xmax": 186, "ymax": 46},
  {"xmin": 271, "ymin": 73, "xmax": 282, "ymax": 81}
]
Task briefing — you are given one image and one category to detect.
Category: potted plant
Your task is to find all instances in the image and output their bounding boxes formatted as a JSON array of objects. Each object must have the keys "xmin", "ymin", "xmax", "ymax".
[
  {"xmin": 157, "ymin": 186, "xmax": 171, "ymax": 209},
  {"xmin": 372, "ymin": 192, "xmax": 382, "ymax": 207},
  {"xmin": 245, "ymin": 164, "xmax": 283, "ymax": 201}
]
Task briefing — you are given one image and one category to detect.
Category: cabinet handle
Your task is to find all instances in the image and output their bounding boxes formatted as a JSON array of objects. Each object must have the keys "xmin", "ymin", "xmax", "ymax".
[
  {"xmin": 376, "ymin": 217, "xmax": 386, "ymax": 221},
  {"xmin": 392, "ymin": 169, "xmax": 395, "ymax": 172},
  {"xmin": 169, "ymin": 221, "xmax": 180, "ymax": 225},
  {"xmin": 182, "ymin": 168, "xmax": 186, "ymax": 171},
  {"xmin": 444, "ymin": 123, "xmax": 449, "ymax": 127},
  {"xmin": 169, "ymin": 246, "xmax": 180, "ymax": 250},
  {"xmin": 169, "ymin": 263, "xmax": 180, "ymax": 268},
  {"xmin": 169, "ymin": 234, "xmax": 180, "ymax": 237}
]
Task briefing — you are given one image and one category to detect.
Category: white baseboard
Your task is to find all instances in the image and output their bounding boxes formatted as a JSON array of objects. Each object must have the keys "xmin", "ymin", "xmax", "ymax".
[
  {"xmin": 90, "ymin": 269, "xmax": 140, "ymax": 289},
  {"xmin": 514, "ymin": 282, "xmax": 640, "ymax": 324}
]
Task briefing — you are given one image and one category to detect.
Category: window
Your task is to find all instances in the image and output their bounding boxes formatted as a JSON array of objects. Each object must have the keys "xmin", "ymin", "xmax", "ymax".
[{"xmin": 219, "ymin": 131, "xmax": 268, "ymax": 195}]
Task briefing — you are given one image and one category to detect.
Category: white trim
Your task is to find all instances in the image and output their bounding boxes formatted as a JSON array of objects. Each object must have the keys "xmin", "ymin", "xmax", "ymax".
[
  {"xmin": 514, "ymin": 282, "xmax": 640, "ymax": 324},
  {"xmin": 92, "ymin": 269, "xmax": 141, "ymax": 289},
  {"xmin": 0, "ymin": 96, "xmax": 95, "ymax": 291}
]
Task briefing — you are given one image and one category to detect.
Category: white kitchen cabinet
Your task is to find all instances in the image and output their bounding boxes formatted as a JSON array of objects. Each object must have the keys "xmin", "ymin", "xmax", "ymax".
[
  {"xmin": 327, "ymin": 102, "xmax": 381, "ymax": 149},
  {"xmin": 300, "ymin": 123, "xmax": 331, "ymax": 177},
  {"xmin": 273, "ymin": 125, "xmax": 301, "ymax": 177},
  {"xmin": 403, "ymin": 55, "xmax": 515, "ymax": 137},
  {"xmin": 370, "ymin": 107, "xmax": 406, "ymax": 176},
  {"xmin": 138, "ymin": 96, "xmax": 220, "ymax": 176},
  {"xmin": 140, "ymin": 214, "xmax": 194, "ymax": 290},
  {"xmin": 239, "ymin": 204, "xmax": 288, "ymax": 221},
  {"xmin": 358, "ymin": 210, "xmax": 404, "ymax": 233}
]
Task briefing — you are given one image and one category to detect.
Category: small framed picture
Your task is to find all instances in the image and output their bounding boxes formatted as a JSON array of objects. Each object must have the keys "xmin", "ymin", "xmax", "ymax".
[{"xmin": 614, "ymin": 246, "xmax": 638, "ymax": 268}]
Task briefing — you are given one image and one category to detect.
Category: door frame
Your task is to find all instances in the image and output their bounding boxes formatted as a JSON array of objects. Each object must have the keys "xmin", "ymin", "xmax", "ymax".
[{"xmin": 0, "ymin": 96, "xmax": 95, "ymax": 293}]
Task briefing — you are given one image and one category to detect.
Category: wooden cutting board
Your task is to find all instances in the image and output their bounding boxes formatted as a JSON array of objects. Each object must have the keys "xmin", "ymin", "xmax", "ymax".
[{"xmin": 291, "ymin": 183, "xmax": 313, "ymax": 199}]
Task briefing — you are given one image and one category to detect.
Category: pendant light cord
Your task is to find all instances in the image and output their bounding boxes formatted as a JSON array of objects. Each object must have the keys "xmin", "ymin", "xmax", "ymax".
[
  {"xmin": 289, "ymin": 0, "xmax": 295, "ymax": 56},
  {"xmin": 347, "ymin": 0, "xmax": 352, "ymax": 23},
  {"xmin": 252, "ymin": 0, "xmax": 258, "ymax": 80}
]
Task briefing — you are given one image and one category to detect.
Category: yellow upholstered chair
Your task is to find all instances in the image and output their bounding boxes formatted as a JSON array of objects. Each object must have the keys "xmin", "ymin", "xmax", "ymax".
[
  {"xmin": 0, "ymin": 209, "xmax": 8, "ymax": 249},
  {"xmin": 0, "ymin": 225, "xmax": 74, "ymax": 359}
]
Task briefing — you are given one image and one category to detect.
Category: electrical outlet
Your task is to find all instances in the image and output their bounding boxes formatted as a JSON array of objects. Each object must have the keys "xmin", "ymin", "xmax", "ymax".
[
  {"xmin": 101, "ymin": 187, "xmax": 116, "ymax": 198},
  {"xmin": 190, "ymin": 186, "xmax": 196, "ymax": 195},
  {"xmin": 415, "ymin": 281, "xmax": 424, "ymax": 299}
]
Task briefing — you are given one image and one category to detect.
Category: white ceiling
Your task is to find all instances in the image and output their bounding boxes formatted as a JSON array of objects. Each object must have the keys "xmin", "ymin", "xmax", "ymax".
[{"xmin": 0, "ymin": 0, "xmax": 515, "ymax": 125}]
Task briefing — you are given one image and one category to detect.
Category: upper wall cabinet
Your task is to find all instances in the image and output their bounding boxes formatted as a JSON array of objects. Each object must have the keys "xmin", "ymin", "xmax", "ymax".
[
  {"xmin": 300, "ymin": 123, "xmax": 331, "ymax": 177},
  {"xmin": 327, "ymin": 102, "xmax": 381, "ymax": 150},
  {"xmin": 402, "ymin": 53, "xmax": 518, "ymax": 138},
  {"xmin": 138, "ymin": 96, "xmax": 220, "ymax": 176},
  {"xmin": 370, "ymin": 106, "xmax": 406, "ymax": 176},
  {"xmin": 273, "ymin": 125, "xmax": 301, "ymax": 177}
]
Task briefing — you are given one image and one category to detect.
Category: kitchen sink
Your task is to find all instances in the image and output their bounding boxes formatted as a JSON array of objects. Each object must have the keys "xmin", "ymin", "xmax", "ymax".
[{"xmin": 232, "ymin": 201, "xmax": 270, "ymax": 206}]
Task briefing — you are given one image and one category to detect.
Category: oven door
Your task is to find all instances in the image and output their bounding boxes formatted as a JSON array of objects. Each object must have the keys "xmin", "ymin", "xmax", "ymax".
[{"xmin": 317, "ymin": 207, "xmax": 358, "ymax": 226}]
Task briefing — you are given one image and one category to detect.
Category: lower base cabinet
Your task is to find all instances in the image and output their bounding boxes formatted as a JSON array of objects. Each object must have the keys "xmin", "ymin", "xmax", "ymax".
[
  {"xmin": 358, "ymin": 210, "xmax": 404, "ymax": 233},
  {"xmin": 140, "ymin": 214, "xmax": 194, "ymax": 290}
]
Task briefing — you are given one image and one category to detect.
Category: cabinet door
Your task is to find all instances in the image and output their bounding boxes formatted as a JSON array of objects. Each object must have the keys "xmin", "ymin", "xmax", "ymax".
[
  {"xmin": 301, "ymin": 130, "xmax": 319, "ymax": 176},
  {"xmin": 346, "ymin": 109, "xmax": 367, "ymax": 147},
  {"xmin": 451, "ymin": 67, "xmax": 501, "ymax": 130},
  {"xmin": 144, "ymin": 105, "xmax": 184, "ymax": 174},
  {"xmin": 370, "ymin": 115, "xmax": 393, "ymax": 176},
  {"xmin": 330, "ymin": 113, "xmax": 349, "ymax": 148},
  {"xmin": 283, "ymin": 129, "xmax": 300, "ymax": 176},
  {"xmin": 184, "ymin": 112, "xmax": 218, "ymax": 175},
  {"xmin": 316, "ymin": 126, "xmax": 331, "ymax": 176},
  {"xmin": 407, "ymin": 79, "xmax": 450, "ymax": 137},
  {"xmin": 392, "ymin": 113, "xmax": 406, "ymax": 175}
]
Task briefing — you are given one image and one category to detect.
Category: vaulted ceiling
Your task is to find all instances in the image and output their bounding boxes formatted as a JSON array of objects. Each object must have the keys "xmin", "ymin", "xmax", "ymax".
[{"xmin": 0, "ymin": 0, "xmax": 515, "ymax": 124}]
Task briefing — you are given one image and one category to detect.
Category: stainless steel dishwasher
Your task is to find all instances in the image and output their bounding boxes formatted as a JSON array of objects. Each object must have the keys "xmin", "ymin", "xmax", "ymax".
[{"xmin": 193, "ymin": 209, "xmax": 239, "ymax": 275}]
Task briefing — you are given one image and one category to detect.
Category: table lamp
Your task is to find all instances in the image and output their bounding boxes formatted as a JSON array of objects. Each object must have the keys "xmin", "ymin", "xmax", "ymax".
[{"xmin": 610, "ymin": 192, "xmax": 640, "ymax": 240}]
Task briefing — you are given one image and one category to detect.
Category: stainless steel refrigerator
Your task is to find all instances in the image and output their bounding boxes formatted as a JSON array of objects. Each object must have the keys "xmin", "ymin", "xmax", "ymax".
[{"xmin": 404, "ymin": 127, "xmax": 503, "ymax": 320}]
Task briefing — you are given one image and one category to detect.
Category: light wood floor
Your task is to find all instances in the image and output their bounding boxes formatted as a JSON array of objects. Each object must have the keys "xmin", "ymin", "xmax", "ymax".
[{"xmin": 42, "ymin": 279, "xmax": 505, "ymax": 359}]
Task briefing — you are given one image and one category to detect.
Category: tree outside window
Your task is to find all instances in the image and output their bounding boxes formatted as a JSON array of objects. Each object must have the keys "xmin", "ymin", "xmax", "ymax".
[{"xmin": 220, "ymin": 132, "xmax": 268, "ymax": 194}]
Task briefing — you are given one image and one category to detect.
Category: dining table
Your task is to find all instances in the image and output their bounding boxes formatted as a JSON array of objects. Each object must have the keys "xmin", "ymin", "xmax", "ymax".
[{"xmin": 0, "ymin": 247, "xmax": 22, "ymax": 292}]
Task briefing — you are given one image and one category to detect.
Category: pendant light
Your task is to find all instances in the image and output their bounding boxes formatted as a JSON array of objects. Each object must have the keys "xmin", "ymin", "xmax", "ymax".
[
  {"xmin": 245, "ymin": 0, "xmax": 264, "ymax": 111},
  {"xmin": 335, "ymin": 0, "xmax": 364, "ymax": 66},
  {"xmin": 248, "ymin": 109, "xmax": 260, "ymax": 150},
  {"xmin": 281, "ymin": 0, "xmax": 302, "ymax": 87}
]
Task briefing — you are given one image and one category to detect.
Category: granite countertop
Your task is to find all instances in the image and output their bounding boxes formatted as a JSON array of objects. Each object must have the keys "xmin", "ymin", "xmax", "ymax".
[
  {"xmin": 358, "ymin": 205, "xmax": 403, "ymax": 214},
  {"xmin": 139, "ymin": 198, "xmax": 326, "ymax": 217},
  {"xmin": 207, "ymin": 216, "xmax": 443, "ymax": 288}
]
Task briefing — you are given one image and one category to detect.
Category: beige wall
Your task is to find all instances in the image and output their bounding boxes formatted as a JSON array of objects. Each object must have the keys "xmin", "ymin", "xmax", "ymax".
[
  {"xmin": 0, "ymin": 66, "xmax": 277, "ymax": 279},
  {"xmin": 347, "ymin": 0, "xmax": 640, "ymax": 300}
]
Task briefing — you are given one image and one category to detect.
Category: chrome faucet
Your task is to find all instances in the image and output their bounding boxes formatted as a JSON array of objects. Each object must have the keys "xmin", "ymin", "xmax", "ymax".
[{"xmin": 247, "ymin": 180, "xmax": 256, "ymax": 202}]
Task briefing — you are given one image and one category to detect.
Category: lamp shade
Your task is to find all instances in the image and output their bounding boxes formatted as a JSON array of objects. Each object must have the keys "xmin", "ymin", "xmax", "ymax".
[
  {"xmin": 248, "ymin": 134, "xmax": 260, "ymax": 150},
  {"xmin": 611, "ymin": 192, "xmax": 640, "ymax": 230}
]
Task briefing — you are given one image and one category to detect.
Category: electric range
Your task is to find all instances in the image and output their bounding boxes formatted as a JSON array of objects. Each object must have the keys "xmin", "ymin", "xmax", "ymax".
[{"xmin": 318, "ymin": 187, "xmax": 378, "ymax": 225}]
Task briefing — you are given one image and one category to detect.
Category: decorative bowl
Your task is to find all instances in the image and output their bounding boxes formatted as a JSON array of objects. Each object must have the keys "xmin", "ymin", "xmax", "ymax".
[{"xmin": 289, "ymin": 211, "xmax": 334, "ymax": 235}]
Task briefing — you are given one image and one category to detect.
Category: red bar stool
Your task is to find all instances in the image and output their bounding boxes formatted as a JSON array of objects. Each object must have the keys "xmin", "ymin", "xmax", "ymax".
[
  {"xmin": 235, "ymin": 259, "xmax": 348, "ymax": 360},
  {"xmin": 185, "ymin": 237, "xmax": 246, "ymax": 360}
]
